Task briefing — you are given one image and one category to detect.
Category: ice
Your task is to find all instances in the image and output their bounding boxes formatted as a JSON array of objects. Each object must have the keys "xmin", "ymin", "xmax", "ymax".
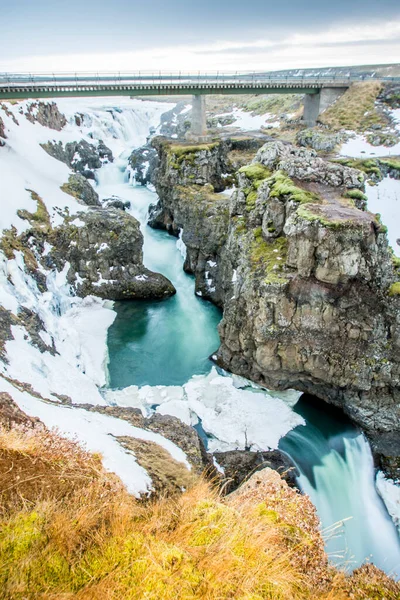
[
  {"xmin": 105, "ymin": 368, "xmax": 304, "ymax": 452},
  {"xmin": 376, "ymin": 471, "xmax": 400, "ymax": 533}
]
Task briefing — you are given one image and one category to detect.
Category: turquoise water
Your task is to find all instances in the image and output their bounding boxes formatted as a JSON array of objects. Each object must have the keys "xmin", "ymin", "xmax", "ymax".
[
  {"xmin": 280, "ymin": 397, "xmax": 400, "ymax": 575},
  {"xmin": 99, "ymin": 146, "xmax": 400, "ymax": 578},
  {"xmin": 99, "ymin": 178, "xmax": 221, "ymax": 388}
]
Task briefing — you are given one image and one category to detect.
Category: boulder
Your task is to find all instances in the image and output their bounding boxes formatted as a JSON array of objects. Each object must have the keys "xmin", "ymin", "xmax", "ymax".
[
  {"xmin": 41, "ymin": 138, "xmax": 114, "ymax": 179},
  {"xmin": 102, "ymin": 197, "xmax": 131, "ymax": 211},
  {"xmin": 25, "ymin": 101, "xmax": 67, "ymax": 131},
  {"xmin": 50, "ymin": 207, "xmax": 176, "ymax": 300},
  {"xmin": 61, "ymin": 173, "xmax": 101, "ymax": 206},
  {"xmin": 213, "ymin": 449, "xmax": 298, "ymax": 492}
]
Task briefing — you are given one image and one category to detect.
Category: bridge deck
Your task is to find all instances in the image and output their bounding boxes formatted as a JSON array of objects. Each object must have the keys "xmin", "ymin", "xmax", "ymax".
[{"xmin": 1, "ymin": 71, "xmax": 399, "ymax": 100}]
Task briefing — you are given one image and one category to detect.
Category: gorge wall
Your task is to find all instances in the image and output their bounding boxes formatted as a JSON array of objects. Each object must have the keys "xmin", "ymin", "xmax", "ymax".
[{"xmin": 148, "ymin": 137, "xmax": 400, "ymax": 478}]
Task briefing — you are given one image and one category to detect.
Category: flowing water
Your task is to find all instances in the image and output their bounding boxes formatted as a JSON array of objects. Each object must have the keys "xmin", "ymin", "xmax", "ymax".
[{"xmin": 90, "ymin": 102, "xmax": 400, "ymax": 577}]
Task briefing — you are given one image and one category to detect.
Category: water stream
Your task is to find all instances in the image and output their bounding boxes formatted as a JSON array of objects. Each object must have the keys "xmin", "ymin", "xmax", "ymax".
[{"xmin": 92, "ymin": 105, "xmax": 400, "ymax": 577}]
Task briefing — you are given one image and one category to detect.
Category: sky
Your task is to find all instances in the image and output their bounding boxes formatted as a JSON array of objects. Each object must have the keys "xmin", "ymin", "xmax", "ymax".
[{"xmin": 0, "ymin": 0, "xmax": 400, "ymax": 72}]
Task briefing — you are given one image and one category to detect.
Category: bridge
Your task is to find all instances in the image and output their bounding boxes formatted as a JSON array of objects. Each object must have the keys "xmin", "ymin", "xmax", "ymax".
[{"xmin": 1, "ymin": 71, "xmax": 399, "ymax": 136}]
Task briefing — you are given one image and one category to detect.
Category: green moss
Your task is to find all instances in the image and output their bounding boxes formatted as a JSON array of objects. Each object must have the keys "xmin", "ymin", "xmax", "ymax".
[
  {"xmin": 268, "ymin": 171, "xmax": 321, "ymax": 205},
  {"xmin": 332, "ymin": 157, "xmax": 381, "ymax": 178},
  {"xmin": 250, "ymin": 234, "xmax": 288, "ymax": 284},
  {"xmin": 0, "ymin": 227, "xmax": 39, "ymax": 271},
  {"xmin": 392, "ymin": 254, "xmax": 400, "ymax": 270},
  {"xmin": 246, "ymin": 190, "xmax": 258, "ymax": 209},
  {"xmin": 297, "ymin": 205, "xmax": 354, "ymax": 230},
  {"xmin": 239, "ymin": 163, "xmax": 271, "ymax": 181},
  {"xmin": 16, "ymin": 190, "xmax": 51, "ymax": 229},
  {"xmin": 380, "ymin": 158, "xmax": 400, "ymax": 172},
  {"xmin": 343, "ymin": 189, "xmax": 368, "ymax": 202},
  {"xmin": 388, "ymin": 282, "xmax": 400, "ymax": 296}
]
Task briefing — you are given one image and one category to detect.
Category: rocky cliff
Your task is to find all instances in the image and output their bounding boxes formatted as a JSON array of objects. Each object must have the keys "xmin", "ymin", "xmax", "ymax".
[{"xmin": 150, "ymin": 138, "xmax": 400, "ymax": 477}]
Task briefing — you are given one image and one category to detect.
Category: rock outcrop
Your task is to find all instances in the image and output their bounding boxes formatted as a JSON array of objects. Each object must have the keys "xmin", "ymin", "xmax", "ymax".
[
  {"xmin": 25, "ymin": 101, "xmax": 67, "ymax": 131},
  {"xmin": 129, "ymin": 144, "xmax": 159, "ymax": 186},
  {"xmin": 102, "ymin": 196, "xmax": 131, "ymax": 211},
  {"xmin": 50, "ymin": 207, "xmax": 176, "ymax": 300},
  {"xmin": 296, "ymin": 128, "xmax": 344, "ymax": 153},
  {"xmin": 214, "ymin": 449, "xmax": 297, "ymax": 492},
  {"xmin": 42, "ymin": 138, "xmax": 113, "ymax": 179},
  {"xmin": 61, "ymin": 173, "xmax": 101, "ymax": 206},
  {"xmin": 0, "ymin": 116, "xmax": 6, "ymax": 145},
  {"xmin": 150, "ymin": 139, "xmax": 400, "ymax": 471}
]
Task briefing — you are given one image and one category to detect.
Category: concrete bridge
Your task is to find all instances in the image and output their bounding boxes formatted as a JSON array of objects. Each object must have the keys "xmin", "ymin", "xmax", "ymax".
[{"xmin": 1, "ymin": 71, "xmax": 399, "ymax": 136}]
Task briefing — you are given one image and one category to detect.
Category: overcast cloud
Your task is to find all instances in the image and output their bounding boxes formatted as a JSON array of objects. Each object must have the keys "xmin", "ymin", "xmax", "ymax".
[{"xmin": 0, "ymin": 0, "xmax": 399, "ymax": 71}]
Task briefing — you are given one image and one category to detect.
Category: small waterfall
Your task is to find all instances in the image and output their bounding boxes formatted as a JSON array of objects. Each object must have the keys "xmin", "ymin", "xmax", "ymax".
[{"xmin": 280, "ymin": 399, "xmax": 400, "ymax": 576}]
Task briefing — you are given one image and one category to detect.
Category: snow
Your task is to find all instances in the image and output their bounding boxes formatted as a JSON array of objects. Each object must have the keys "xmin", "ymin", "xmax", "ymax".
[
  {"xmin": 340, "ymin": 134, "xmax": 400, "ymax": 158},
  {"xmin": 215, "ymin": 108, "xmax": 280, "ymax": 131},
  {"xmin": 176, "ymin": 229, "xmax": 187, "ymax": 260},
  {"xmin": 213, "ymin": 456, "xmax": 225, "ymax": 475},
  {"xmin": 340, "ymin": 112, "xmax": 400, "ymax": 158},
  {"xmin": 0, "ymin": 378, "xmax": 189, "ymax": 497},
  {"xmin": 365, "ymin": 177, "xmax": 400, "ymax": 257},
  {"xmin": 105, "ymin": 368, "xmax": 304, "ymax": 453},
  {"xmin": 376, "ymin": 472, "xmax": 400, "ymax": 533},
  {"xmin": 0, "ymin": 97, "xmax": 201, "ymax": 497}
]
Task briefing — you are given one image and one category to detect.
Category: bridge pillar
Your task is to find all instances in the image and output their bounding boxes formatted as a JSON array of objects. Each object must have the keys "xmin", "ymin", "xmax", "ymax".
[
  {"xmin": 303, "ymin": 87, "xmax": 348, "ymax": 127},
  {"xmin": 186, "ymin": 95, "xmax": 212, "ymax": 142}
]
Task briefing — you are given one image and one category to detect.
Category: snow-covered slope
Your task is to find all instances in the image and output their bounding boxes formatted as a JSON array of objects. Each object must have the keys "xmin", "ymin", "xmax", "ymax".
[{"xmin": 0, "ymin": 97, "xmax": 189, "ymax": 496}]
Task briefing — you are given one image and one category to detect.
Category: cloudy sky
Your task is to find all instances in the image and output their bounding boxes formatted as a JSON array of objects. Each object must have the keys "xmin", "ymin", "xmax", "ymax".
[{"xmin": 1, "ymin": 0, "xmax": 400, "ymax": 72}]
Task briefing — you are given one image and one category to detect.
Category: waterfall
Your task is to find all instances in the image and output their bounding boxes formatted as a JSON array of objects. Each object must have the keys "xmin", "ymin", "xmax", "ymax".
[{"xmin": 280, "ymin": 402, "xmax": 400, "ymax": 576}]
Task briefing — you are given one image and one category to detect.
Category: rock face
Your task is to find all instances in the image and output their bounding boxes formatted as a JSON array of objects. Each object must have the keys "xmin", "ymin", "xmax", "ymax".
[
  {"xmin": 42, "ymin": 139, "xmax": 113, "ymax": 179},
  {"xmin": 50, "ymin": 207, "xmax": 176, "ymax": 300},
  {"xmin": 129, "ymin": 144, "xmax": 159, "ymax": 186},
  {"xmin": 214, "ymin": 449, "xmax": 297, "ymax": 492},
  {"xmin": 0, "ymin": 116, "xmax": 6, "ymax": 144},
  {"xmin": 151, "ymin": 137, "xmax": 232, "ymax": 191},
  {"xmin": 102, "ymin": 197, "xmax": 131, "ymax": 211},
  {"xmin": 380, "ymin": 83, "xmax": 400, "ymax": 108},
  {"xmin": 61, "ymin": 173, "xmax": 101, "ymax": 206},
  {"xmin": 296, "ymin": 128, "xmax": 343, "ymax": 153},
  {"xmin": 25, "ymin": 101, "xmax": 67, "ymax": 131},
  {"xmin": 150, "ymin": 139, "xmax": 400, "ymax": 465}
]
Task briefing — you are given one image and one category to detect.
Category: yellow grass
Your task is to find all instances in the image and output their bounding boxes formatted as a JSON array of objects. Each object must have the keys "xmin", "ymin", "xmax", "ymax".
[
  {"xmin": 0, "ymin": 424, "xmax": 399, "ymax": 599},
  {"xmin": 319, "ymin": 82, "xmax": 385, "ymax": 131}
]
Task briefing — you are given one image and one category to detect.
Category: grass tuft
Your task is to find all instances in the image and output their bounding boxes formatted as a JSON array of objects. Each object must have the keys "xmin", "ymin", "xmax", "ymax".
[{"xmin": 0, "ymin": 421, "xmax": 398, "ymax": 599}]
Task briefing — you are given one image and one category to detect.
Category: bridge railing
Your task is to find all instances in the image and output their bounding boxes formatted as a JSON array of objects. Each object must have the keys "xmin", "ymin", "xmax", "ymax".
[{"xmin": 1, "ymin": 71, "xmax": 400, "ymax": 88}]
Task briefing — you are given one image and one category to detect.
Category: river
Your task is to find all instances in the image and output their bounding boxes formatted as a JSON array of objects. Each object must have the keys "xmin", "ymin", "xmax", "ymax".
[{"xmin": 92, "ymin": 104, "xmax": 400, "ymax": 577}]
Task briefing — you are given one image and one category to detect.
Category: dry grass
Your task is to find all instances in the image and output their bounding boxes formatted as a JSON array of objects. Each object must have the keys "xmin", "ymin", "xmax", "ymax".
[
  {"xmin": 319, "ymin": 82, "xmax": 385, "ymax": 131},
  {"xmin": 0, "ymin": 424, "xmax": 399, "ymax": 599}
]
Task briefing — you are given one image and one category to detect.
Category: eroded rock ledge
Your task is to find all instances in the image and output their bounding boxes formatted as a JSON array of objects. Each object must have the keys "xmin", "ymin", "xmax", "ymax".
[{"xmin": 150, "ymin": 138, "xmax": 400, "ymax": 477}]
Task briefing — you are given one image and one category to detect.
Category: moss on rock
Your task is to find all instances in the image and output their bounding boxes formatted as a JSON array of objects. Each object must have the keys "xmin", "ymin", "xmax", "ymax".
[{"xmin": 388, "ymin": 282, "xmax": 400, "ymax": 296}]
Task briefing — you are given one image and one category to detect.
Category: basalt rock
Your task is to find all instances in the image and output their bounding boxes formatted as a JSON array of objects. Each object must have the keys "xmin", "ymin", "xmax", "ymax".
[
  {"xmin": 213, "ymin": 449, "xmax": 298, "ymax": 492},
  {"xmin": 150, "ymin": 139, "xmax": 400, "ymax": 474},
  {"xmin": 0, "ymin": 116, "xmax": 6, "ymax": 145},
  {"xmin": 50, "ymin": 207, "xmax": 176, "ymax": 300},
  {"xmin": 25, "ymin": 101, "xmax": 67, "ymax": 131},
  {"xmin": 61, "ymin": 173, "xmax": 101, "ymax": 207},
  {"xmin": 296, "ymin": 128, "xmax": 344, "ymax": 153},
  {"xmin": 151, "ymin": 137, "xmax": 232, "ymax": 191},
  {"xmin": 128, "ymin": 144, "xmax": 158, "ymax": 186},
  {"xmin": 159, "ymin": 101, "xmax": 191, "ymax": 139},
  {"xmin": 102, "ymin": 196, "xmax": 131, "ymax": 211},
  {"xmin": 42, "ymin": 138, "xmax": 113, "ymax": 179}
]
